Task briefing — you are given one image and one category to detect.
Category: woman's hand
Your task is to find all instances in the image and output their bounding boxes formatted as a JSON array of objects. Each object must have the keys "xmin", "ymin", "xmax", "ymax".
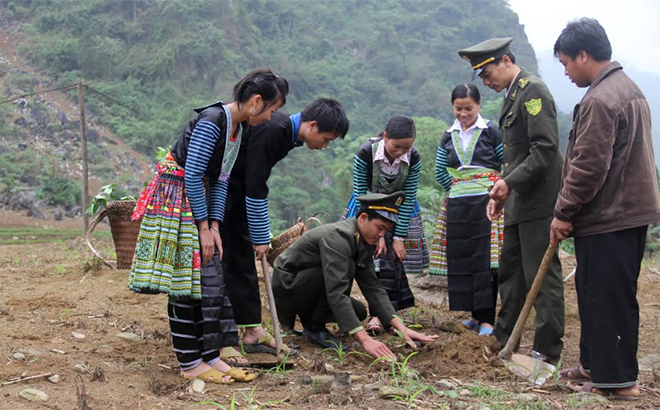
[
  {"xmin": 375, "ymin": 236, "xmax": 387, "ymax": 258},
  {"xmin": 253, "ymin": 244, "xmax": 270, "ymax": 260},
  {"xmin": 392, "ymin": 238, "xmax": 407, "ymax": 260},
  {"xmin": 198, "ymin": 221, "xmax": 223, "ymax": 264}
]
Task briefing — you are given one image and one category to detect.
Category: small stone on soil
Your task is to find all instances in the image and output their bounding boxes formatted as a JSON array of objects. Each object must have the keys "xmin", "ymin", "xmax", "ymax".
[
  {"xmin": 17, "ymin": 348, "xmax": 44, "ymax": 357},
  {"xmin": 379, "ymin": 386, "xmax": 408, "ymax": 398},
  {"xmin": 365, "ymin": 381, "xmax": 383, "ymax": 390},
  {"xmin": 191, "ymin": 379, "xmax": 205, "ymax": 393},
  {"xmin": 18, "ymin": 388, "xmax": 48, "ymax": 402},
  {"xmin": 437, "ymin": 379, "xmax": 454, "ymax": 390},
  {"xmin": 573, "ymin": 391, "xmax": 609, "ymax": 405},
  {"xmin": 12, "ymin": 352, "xmax": 25, "ymax": 360},
  {"xmin": 47, "ymin": 374, "xmax": 60, "ymax": 383},
  {"xmin": 310, "ymin": 375, "xmax": 334, "ymax": 394},
  {"xmin": 117, "ymin": 332, "xmax": 141, "ymax": 342},
  {"xmin": 439, "ymin": 321, "xmax": 464, "ymax": 334}
]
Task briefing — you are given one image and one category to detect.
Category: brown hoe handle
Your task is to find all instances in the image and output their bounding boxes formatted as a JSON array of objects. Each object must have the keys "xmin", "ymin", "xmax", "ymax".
[
  {"xmin": 261, "ymin": 255, "xmax": 285, "ymax": 361},
  {"xmin": 499, "ymin": 242, "xmax": 559, "ymax": 360}
]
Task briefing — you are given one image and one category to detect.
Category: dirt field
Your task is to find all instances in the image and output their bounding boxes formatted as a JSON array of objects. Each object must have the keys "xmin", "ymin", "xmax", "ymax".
[{"xmin": 1, "ymin": 227, "xmax": 660, "ymax": 410}]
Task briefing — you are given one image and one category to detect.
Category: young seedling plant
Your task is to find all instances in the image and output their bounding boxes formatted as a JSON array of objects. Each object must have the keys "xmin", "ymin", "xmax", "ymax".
[
  {"xmin": 321, "ymin": 340, "xmax": 370, "ymax": 366},
  {"xmin": 370, "ymin": 352, "xmax": 441, "ymax": 408}
]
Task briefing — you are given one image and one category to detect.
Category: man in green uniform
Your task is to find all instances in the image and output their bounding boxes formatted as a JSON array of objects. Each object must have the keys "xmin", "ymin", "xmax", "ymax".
[
  {"xmin": 272, "ymin": 192, "xmax": 438, "ymax": 359},
  {"xmin": 458, "ymin": 38, "xmax": 565, "ymax": 363}
]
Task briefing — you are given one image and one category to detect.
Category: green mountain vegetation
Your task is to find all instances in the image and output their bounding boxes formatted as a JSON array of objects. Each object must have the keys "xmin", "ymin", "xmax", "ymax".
[{"xmin": 0, "ymin": 0, "xmax": 538, "ymax": 234}]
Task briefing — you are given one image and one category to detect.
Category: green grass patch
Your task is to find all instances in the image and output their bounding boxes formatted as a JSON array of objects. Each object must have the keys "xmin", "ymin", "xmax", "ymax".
[{"xmin": 0, "ymin": 227, "xmax": 112, "ymax": 244}]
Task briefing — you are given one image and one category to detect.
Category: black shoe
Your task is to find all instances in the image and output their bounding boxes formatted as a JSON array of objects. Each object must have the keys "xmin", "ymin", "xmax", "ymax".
[{"xmin": 302, "ymin": 327, "xmax": 350, "ymax": 351}]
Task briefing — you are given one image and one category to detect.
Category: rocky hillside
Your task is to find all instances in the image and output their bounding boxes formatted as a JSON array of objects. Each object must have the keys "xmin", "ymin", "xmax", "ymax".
[{"xmin": 0, "ymin": 25, "xmax": 150, "ymax": 223}]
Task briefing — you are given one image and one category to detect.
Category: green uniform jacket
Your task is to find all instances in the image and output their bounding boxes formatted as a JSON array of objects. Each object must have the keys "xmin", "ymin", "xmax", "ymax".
[
  {"xmin": 500, "ymin": 68, "xmax": 563, "ymax": 226},
  {"xmin": 272, "ymin": 218, "xmax": 397, "ymax": 333}
]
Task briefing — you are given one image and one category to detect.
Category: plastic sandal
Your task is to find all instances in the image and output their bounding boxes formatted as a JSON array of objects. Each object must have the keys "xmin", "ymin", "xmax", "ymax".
[
  {"xmin": 183, "ymin": 368, "xmax": 234, "ymax": 384},
  {"xmin": 220, "ymin": 346, "xmax": 249, "ymax": 364},
  {"xmin": 241, "ymin": 332, "xmax": 295, "ymax": 355},
  {"xmin": 226, "ymin": 367, "xmax": 256, "ymax": 382},
  {"xmin": 462, "ymin": 319, "xmax": 479, "ymax": 331},
  {"xmin": 478, "ymin": 324, "xmax": 494, "ymax": 336}
]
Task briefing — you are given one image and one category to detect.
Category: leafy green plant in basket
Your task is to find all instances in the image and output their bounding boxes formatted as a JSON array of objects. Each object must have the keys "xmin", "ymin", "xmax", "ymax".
[
  {"xmin": 84, "ymin": 183, "xmax": 139, "ymax": 270},
  {"xmin": 85, "ymin": 184, "xmax": 136, "ymax": 216}
]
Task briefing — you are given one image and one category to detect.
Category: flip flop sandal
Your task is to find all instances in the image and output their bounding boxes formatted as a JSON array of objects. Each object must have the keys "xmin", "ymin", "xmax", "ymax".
[
  {"xmin": 220, "ymin": 346, "xmax": 249, "ymax": 364},
  {"xmin": 568, "ymin": 382, "xmax": 639, "ymax": 401},
  {"xmin": 462, "ymin": 319, "xmax": 479, "ymax": 331},
  {"xmin": 365, "ymin": 318, "xmax": 383, "ymax": 334},
  {"xmin": 183, "ymin": 368, "xmax": 234, "ymax": 384},
  {"xmin": 559, "ymin": 364, "xmax": 591, "ymax": 382},
  {"xmin": 226, "ymin": 367, "xmax": 256, "ymax": 382},
  {"xmin": 241, "ymin": 333, "xmax": 296, "ymax": 356},
  {"xmin": 478, "ymin": 324, "xmax": 494, "ymax": 336}
]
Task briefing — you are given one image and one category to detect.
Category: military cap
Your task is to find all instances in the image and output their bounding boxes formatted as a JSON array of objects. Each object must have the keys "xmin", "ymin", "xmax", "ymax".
[
  {"xmin": 458, "ymin": 37, "xmax": 514, "ymax": 78},
  {"xmin": 357, "ymin": 191, "xmax": 405, "ymax": 224}
]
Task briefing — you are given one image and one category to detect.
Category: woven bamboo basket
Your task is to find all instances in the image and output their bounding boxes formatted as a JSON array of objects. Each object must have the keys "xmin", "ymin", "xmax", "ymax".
[
  {"xmin": 267, "ymin": 215, "xmax": 323, "ymax": 266},
  {"xmin": 86, "ymin": 200, "xmax": 142, "ymax": 269}
]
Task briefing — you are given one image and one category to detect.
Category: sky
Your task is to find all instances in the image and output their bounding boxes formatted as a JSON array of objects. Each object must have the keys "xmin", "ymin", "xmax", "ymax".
[{"xmin": 507, "ymin": 0, "xmax": 660, "ymax": 75}]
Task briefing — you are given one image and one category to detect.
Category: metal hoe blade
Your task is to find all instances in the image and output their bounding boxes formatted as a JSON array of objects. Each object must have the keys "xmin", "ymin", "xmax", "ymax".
[{"xmin": 501, "ymin": 353, "xmax": 556, "ymax": 385}]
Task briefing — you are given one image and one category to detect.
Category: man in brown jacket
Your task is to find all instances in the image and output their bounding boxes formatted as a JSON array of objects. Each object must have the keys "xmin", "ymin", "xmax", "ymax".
[{"xmin": 551, "ymin": 18, "xmax": 660, "ymax": 400}]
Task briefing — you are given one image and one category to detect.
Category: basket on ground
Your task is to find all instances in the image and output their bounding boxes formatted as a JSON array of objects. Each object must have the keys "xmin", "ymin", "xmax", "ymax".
[
  {"xmin": 86, "ymin": 200, "xmax": 141, "ymax": 269},
  {"xmin": 267, "ymin": 216, "xmax": 323, "ymax": 266}
]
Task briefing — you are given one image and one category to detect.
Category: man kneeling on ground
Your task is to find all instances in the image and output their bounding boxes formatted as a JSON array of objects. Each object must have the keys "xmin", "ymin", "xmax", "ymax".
[{"xmin": 272, "ymin": 192, "xmax": 438, "ymax": 359}]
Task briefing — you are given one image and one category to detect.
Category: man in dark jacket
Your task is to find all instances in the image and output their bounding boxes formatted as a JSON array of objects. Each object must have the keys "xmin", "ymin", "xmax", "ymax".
[
  {"xmin": 222, "ymin": 98, "xmax": 349, "ymax": 359},
  {"xmin": 272, "ymin": 192, "xmax": 438, "ymax": 359},
  {"xmin": 458, "ymin": 38, "xmax": 565, "ymax": 363},
  {"xmin": 551, "ymin": 18, "xmax": 660, "ymax": 400}
]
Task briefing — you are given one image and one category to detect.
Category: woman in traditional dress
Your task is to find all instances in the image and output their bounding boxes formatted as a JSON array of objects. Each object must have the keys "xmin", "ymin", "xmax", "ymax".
[
  {"xmin": 128, "ymin": 68, "xmax": 288, "ymax": 383},
  {"xmin": 429, "ymin": 84, "xmax": 503, "ymax": 335},
  {"xmin": 343, "ymin": 115, "xmax": 429, "ymax": 333}
]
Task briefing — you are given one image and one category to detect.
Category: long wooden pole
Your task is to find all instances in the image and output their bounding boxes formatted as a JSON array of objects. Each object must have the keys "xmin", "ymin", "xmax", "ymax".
[
  {"xmin": 78, "ymin": 78, "xmax": 89, "ymax": 235},
  {"xmin": 499, "ymin": 243, "xmax": 558, "ymax": 360},
  {"xmin": 260, "ymin": 255, "xmax": 284, "ymax": 361}
]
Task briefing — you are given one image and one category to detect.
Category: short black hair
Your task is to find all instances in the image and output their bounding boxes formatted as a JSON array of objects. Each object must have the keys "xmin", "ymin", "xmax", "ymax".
[
  {"xmin": 356, "ymin": 209, "xmax": 391, "ymax": 223},
  {"xmin": 554, "ymin": 18, "xmax": 612, "ymax": 62},
  {"xmin": 451, "ymin": 83, "xmax": 481, "ymax": 104},
  {"xmin": 301, "ymin": 98, "xmax": 350, "ymax": 139},
  {"xmin": 494, "ymin": 53, "xmax": 516, "ymax": 65},
  {"xmin": 384, "ymin": 115, "xmax": 415, "ymax": 140}
]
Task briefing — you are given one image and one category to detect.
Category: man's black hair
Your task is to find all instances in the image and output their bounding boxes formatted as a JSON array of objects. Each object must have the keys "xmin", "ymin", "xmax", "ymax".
[
  {"xmin": 301, "ymin": 98, "xmax": 350, "ymax": 139},
  {"xmin": 554, "ymin": 17, "xmax": 612, "ymax": 62},
  {"xmin": 356, "ymin": 209, "xmax": 391, "ymax": 223},
  {"xmin": 494, "ymin": 53, "xmax": 516, "ymax": 65}
]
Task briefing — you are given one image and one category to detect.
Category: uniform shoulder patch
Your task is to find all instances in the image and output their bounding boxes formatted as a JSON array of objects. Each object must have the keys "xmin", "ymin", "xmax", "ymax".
[
  {"xmin": 524, "ymin": 98, "xmax": 542, "ymax": 116},
  {"xmin": 518, "ymin": 78, "xmax": 530, "ymax": 89}
]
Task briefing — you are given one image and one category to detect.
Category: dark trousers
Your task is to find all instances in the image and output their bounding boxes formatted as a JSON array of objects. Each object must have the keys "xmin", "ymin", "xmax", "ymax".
[
  {"xmin": 375, "ymin": 229, "xmax": 414, "ymax": 312},
  {"xmin": 575, "ymin": 225, "xmax": 646, "ymax": 388},
  {"xmin": 168, "ymin": 252, "xmax": 238, "ymax": 370},
  {"xmin": 221, "ymin": 216, "xmax": 262, "ymax": 327},
  {"xmin": 471, "ymin": 270, "xmax": 498, "ymax": 325},
  {"xmin": 274, "ymin": 266, "xmax": 367, "ymax": 331},
  {"xmin": 494, "ymin": 215, "xmax": 565, "ymax": 358}
]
